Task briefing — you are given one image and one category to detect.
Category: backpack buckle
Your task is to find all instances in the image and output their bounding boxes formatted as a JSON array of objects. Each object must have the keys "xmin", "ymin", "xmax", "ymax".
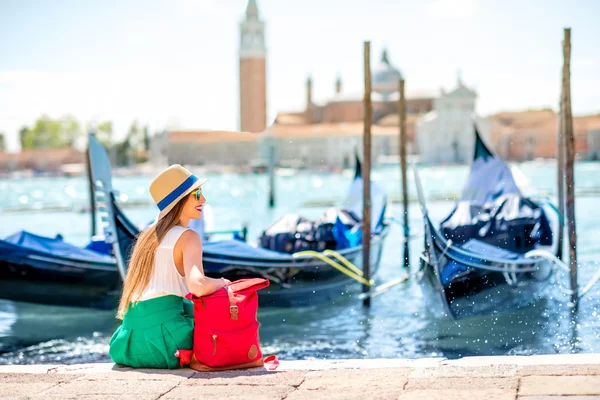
[{"xmin": 230, "ymin": 305, "xmax": 239, "ymax": 320}]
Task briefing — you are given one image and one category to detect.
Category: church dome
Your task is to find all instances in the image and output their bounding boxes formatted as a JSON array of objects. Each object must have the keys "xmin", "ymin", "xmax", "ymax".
[{"xmin": 372, "ymin": 49, "xmax": 402, "ymax": 96}]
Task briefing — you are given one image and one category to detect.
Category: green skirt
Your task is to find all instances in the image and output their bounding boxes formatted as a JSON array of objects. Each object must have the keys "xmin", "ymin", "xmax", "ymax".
[{"xmin": 109, "ymin": 295, "xmax": 194, "ymax": 369}]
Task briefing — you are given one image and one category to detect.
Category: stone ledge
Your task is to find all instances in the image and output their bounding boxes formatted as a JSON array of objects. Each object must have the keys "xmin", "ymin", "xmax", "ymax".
[
  {"xmin": 1, "ymin": 354, "xmax": 599, "ymax": 399},
  {"xmin": 2, "ymin": 354, "xmax": 597, "ymax": 375},
  {"xmin": 519, "ymin": 375, "xmax": 600, "ymax": 396}
]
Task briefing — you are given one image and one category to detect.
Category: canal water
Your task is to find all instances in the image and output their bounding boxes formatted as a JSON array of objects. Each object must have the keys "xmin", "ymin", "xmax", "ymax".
[{"xmin": 0, "ymin": 162, "xmax": 599, "ymax": 364}]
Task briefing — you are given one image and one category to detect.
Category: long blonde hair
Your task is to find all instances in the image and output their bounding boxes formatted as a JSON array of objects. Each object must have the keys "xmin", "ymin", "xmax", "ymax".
[{"xmin": 116, "ymin": 198, "xmax": 187, "ymax": 319}]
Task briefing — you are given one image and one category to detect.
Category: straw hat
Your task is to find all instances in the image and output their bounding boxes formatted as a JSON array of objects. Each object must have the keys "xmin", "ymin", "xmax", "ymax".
[{"xmin": 149, "ymin": 165, "xmax": 208, "ymax": 221}]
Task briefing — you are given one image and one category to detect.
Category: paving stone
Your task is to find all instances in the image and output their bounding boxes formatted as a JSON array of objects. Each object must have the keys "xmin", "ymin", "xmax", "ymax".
[
  {"xmin": 0, "ymin": 364, "xmax": 61, "ymax": 374},
  {"xmin": 47, "ymin": 363, "xmax": 194, "ymax": 379},
  {"xmin": 399, "ymin": 389, "xmax": 517, "ymax": 400},
  {"xmin": 48, "ymin": 363, "xmax": 118, "ymax": 374},
  {"xmin": 410, "ymin": 364, "xmax": 518, "ymax": 378},
  {"xmin": 79, "ymin": 369, "xmax": 195, "ymax": 381},
  {"xmin": 162, "ymin": 384, "xmax": 293, "ymax": 399},
  {"xmin": 31, "ymin": 395, "xmax": 152, "ymax": 400},
  {"xmin": 525, "ymin": 354, "xmax": 600, "ymax": 365},
  {"xmin": 518, "ymin": 397, "xmax": 600, "ymax": 400},
  {"xmin": 280, "ymin": 358, "xmax": 441, "ymax": 371},
  {"xmin": 447, "ymin": 354, "xmax": 600, "ymax": 367},
  {"xmin": 287, "ymin": 387, "xmax": 401, "ymax": 400},
  {"xmin": 518, "ymin": 364, "xmax": 600, "ymax": 376},
  {"xmin": 186, "ymin": 369, "xmax": 306, "ymax": 387},
  {"xmin": 442, "ymin": 356, "xmax": 526, "ymax": 366},
  {"xmin": 519, "ymin": 376, "xmax": 600, "ymax": 396},
  {"xmin": 0, "ymin": 373, "xmax": 82, "ymax": 399},
  {"xmin": 300, "ymin": 368, "xmax": 410, "ymax": 390},
  {"xmin": 38, "ymin": 378, "xmax": 178, "ymax": 398},
  {"xmin": 406, "ymin": 376, "xmax": 518, "ymax": 391}
]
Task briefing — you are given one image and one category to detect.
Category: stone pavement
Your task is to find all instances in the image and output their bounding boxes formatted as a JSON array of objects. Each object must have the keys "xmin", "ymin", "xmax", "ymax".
[{"xmin": 1, "ymin": 354, "xmax": 600, "ymax": 399}]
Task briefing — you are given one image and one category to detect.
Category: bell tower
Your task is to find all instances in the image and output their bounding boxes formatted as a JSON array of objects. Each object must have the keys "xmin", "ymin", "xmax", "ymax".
[{"xmin": 239, "ymin": 0, "xmax": 267, "ymax": 133}]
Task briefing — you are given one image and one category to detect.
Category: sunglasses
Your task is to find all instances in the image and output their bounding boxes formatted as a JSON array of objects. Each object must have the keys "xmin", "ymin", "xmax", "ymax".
[{"xmin": 191, "ymin": 188, "xmax": 203, "ymax": 201}]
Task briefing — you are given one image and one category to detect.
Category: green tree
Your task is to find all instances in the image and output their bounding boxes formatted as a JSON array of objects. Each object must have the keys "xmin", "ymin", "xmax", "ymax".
[
  {"xmin": 143, "ymin": 126, "xmax": 150, "ymax": 152},
  {"xmin": 124, "ymin": 120, "xmax": 148, "ymax": 164},
  {"xmin": 19, "ymin": 115, "xmax": 83, "ymax": 149},
  {"xmin": 30, "ymin": 115, "xmax": 62, "ymax": 148},
  {"xmin": 127, "ymin": 121, "xmax": 143, "ymax": 148},
  {"xmin": 115, "ymin": 138, "xmax": 132, "ymax": 166},
  {"xmin": 0, "ymin": 132, "xmax": 5, "ymax": 152},
  {"xmin": 96, "ymin": 121, "xmax": 113, "ymax": 147},
  {"xmin": 106, "ymin": 120, "xmax": 150, "ymax": 166},
  {"xmin": 60, "ymin": 115, "xmax": 82, "ymax": 146},
  {"xmin": 19, "ymin": 126, "xmax": 30, "ymax": 149}
]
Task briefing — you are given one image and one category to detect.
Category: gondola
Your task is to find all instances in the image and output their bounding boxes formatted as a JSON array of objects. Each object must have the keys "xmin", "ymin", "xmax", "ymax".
[
  {"xmin": 0, "ymin": 230, "xmax": 120, "ymax": 309},
  {"xmin": 0, "ymin": 143, "xmax": 122, "ymax": 309},
  {"xmin": 0, "ymin": 135, "xmax": 389, "ymax": 310},
  {"xmin": 87, "ymin": 134, "xmax": 389, "ymax": 307},
  {"xmin": 414, "ymin": 127, "xmax": 555, "ymax": 320}
]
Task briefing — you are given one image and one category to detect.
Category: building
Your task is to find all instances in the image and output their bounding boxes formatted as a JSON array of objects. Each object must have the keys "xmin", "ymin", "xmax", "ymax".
[
  {"xmin": 0, "ymin": 148, "xmax": 85, "ymax": 174},
  {"xmin": 267, "ymin": 49, "xmax": 437, "ymax": 168},
  {"xmin": 168, "ymin": 131, "xmax": 259, "ymax": 168},
  {"xmin": 149, "ymin": 130, "xmax": 169, "ymax": 167},
  {"xmin": 152, "ymin": 0, "xmax": 600, "ymax": 168},
  {"xmin": 488, "ymin": 110, "xmax": 600, "ymax": 161},
  {"xmin": 275, "ymin": 49, "xmax": 434, "ymax": 131},
  {"xmin": 239, "ymin": 0, "xmax": 267, "ymax": 133},
  {"xmin": 416, "ymin": 75, "xmax": 490, "ymax": 163},
  {"xmin": 261, "ymin": 122, "xmax": 402, "ymax": 169},
  {"xmin": 588, "ymin": 129, "xmax": 600, "ymax": 161}
]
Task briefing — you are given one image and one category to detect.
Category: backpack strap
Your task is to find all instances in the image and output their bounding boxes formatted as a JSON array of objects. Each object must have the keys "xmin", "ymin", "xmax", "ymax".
[{"xmin": 226, "ymin": 285, "xmax": 239, "ymax": 320}]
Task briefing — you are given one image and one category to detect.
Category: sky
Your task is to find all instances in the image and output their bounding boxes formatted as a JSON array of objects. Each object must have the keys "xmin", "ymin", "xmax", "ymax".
[{"xmin": 0, "ymin": 0, "xmax": 599, "ymax": 152}]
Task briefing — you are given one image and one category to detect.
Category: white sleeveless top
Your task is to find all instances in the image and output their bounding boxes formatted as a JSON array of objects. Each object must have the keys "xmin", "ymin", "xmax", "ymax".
[{"xmin": 137, "ymin": 226, "xmax": 191, "ymax": 301}]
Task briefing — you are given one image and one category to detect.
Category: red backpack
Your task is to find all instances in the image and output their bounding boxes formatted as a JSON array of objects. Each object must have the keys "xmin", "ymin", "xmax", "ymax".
[{"xmin": 176, "ymin": 278, "xmax": 277, "ymax": 371}]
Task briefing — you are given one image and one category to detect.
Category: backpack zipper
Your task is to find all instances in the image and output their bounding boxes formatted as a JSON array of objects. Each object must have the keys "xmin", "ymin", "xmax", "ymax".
[{"xmin": 212, "ymin": 334, "xmax": 217, "ymax": 355}]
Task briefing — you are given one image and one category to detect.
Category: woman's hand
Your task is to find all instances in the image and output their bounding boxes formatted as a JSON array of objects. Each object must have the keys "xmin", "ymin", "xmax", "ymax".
[{"xmin": 221, "ymin": 278, "xmax": 232, "ymax": 287}]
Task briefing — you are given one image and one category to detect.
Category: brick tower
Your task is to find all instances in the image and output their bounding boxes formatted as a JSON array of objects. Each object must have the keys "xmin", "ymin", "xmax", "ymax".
[{"xmin": 239, "ymin": 0, "xmax": 267, "ymax": 133}]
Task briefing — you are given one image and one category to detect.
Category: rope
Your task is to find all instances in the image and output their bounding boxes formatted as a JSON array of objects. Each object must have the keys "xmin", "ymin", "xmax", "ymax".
[
  {"xmin": 323, "ymin": 250, "xmax": 364, "ymax": 276},
  {"xmin": 292, "ymin": 250, "xmax": 374, "ymax": 287},
  {"xmin": 525, "ymin": 249, "xmax": 570, "ymax": 272},
  {"xmin": 525, "ymin": 249, "xmax": 600, "ymax": 299},
  {"xmin": 357, "ymin": 275, "xmax": 410, "ymax": 300},
  {"xmin": 294, "ymin": 249, "xmax": 411, "ymax": 300}
]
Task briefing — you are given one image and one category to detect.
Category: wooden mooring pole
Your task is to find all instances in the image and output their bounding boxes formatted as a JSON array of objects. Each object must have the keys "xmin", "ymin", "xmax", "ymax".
[
  {"xmin": 268, "ymin": 142, "xmax": 276, "ymax": 208},
  {"xmin": 557, "ymin": 90, "xmax": 565, "ymax": 261},
  {"xmin": 86, "ymin": 132, "xmax": 97, "ymax": 239},
  {"xmin": 561, "ymin": 27, "xmax": 578, "ymax": 303},
  {"xmin": 398, "ymin": 78, "xmax": 410, "ymax": 268},
  {"xmin": 362, "ymin": 41, "xmax": 372, "ymax": 307}
]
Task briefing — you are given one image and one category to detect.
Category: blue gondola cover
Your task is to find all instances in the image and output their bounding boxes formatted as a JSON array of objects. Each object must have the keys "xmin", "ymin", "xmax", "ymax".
[
  {"xmin": 4, "ymin": 231, "xmax": 114, "ymax": 262},
  {"xmin": 440, "ymin": 130, "xmax": 553, "ymax": 253}
]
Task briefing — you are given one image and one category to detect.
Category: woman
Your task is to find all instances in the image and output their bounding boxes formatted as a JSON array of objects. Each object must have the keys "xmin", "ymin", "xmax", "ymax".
[{"xmin": 109, "ymin": 164, "xmax": 230, "ymax": 369}]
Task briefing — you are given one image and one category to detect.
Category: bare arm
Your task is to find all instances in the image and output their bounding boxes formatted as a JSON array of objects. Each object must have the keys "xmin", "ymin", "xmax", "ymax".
[{"xmin": 178, "ymin": 230, "xmax": 224, "ymax": 297}]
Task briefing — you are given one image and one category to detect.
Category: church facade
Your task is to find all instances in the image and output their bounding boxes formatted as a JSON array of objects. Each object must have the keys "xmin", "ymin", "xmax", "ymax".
[
  {"xmin": 416, "ymin": 76, "xmax": 491, "ymax": 164},
  {"xmin": 262, "ymin": 49, "xmax": 442, "ymax": 168}
]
